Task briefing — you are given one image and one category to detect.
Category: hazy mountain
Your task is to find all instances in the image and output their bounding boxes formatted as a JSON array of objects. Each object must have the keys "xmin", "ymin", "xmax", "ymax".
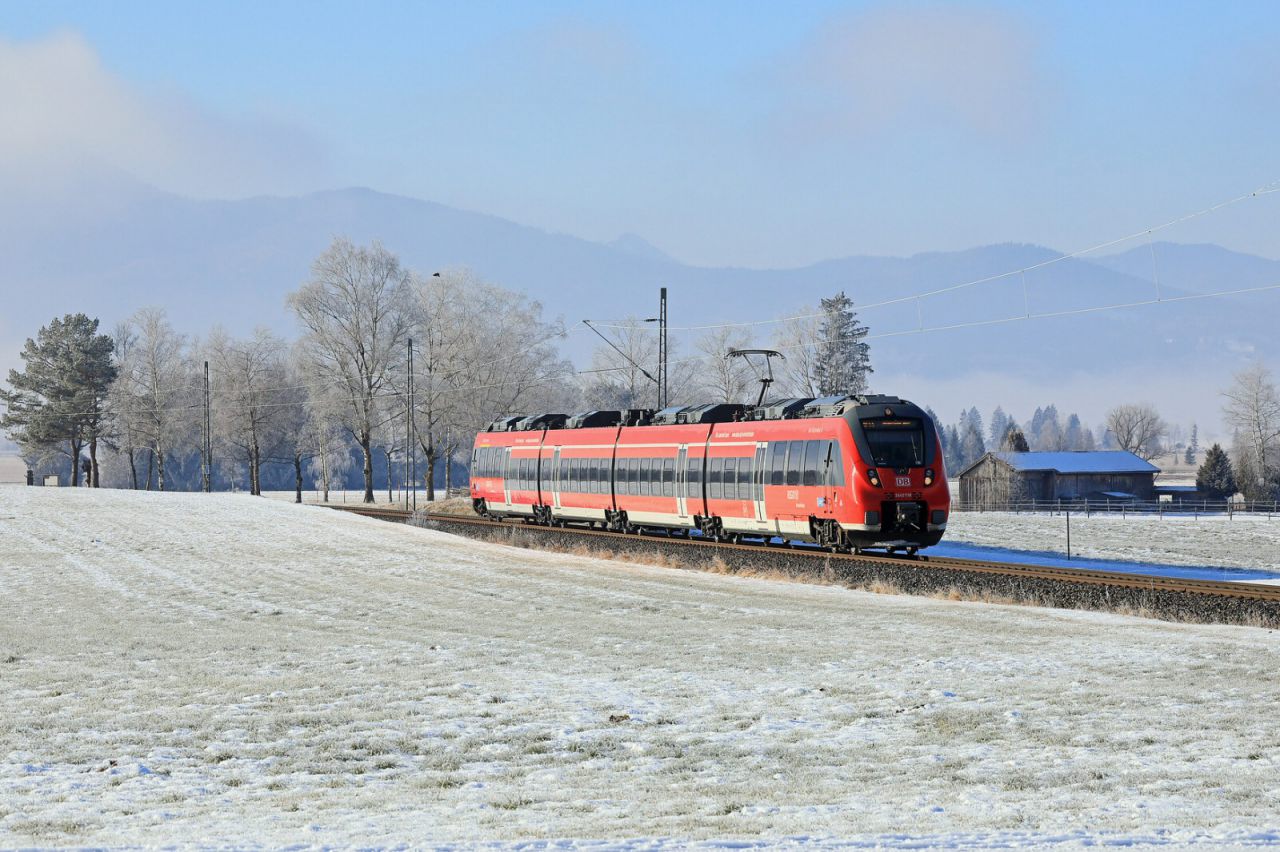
[{"xmin": 2, "ymin": 178, "xmax": 1275, "ymax": 430}]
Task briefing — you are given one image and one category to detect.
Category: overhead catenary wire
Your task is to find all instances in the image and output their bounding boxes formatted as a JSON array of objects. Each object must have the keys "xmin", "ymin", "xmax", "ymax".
[{"xmin": 8, "ymin": 275, "xmax": 1280, "ymax": 423}]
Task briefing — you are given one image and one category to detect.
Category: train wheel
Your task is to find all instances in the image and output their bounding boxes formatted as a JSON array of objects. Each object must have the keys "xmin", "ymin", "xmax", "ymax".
[{"xmin": 907, "ymin": 546, "xmax": 919, "ymax": 557}]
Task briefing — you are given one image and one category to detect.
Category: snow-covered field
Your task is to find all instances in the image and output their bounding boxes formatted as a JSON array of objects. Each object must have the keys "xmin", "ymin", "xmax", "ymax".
[
  {"xmin": 948, "ymin": 510, "xmax": 1280, "ymax": 572},
  {"xmin": 3, "ymin": 487, "xmax": 1280, "ymax": 847}
]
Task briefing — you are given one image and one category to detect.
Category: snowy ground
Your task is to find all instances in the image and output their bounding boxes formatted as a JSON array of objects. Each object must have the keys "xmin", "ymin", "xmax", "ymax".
[
  {"xmin": 947, "ymin": 511, "xmax": 1280, "ymax": 573},
  {"xmin": 3, "ymin": 487, "xmax": 1280, "ymax": 847}
]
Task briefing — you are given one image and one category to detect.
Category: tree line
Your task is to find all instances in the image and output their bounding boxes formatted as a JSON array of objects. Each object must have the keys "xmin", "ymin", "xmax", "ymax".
[
  {"xmin": 1, "ymin": 240, "xmax": 875, "ymax": 502},
  {"xmin": 930, "ymin": 364, "xmax": 1280, "ymax": 502}
]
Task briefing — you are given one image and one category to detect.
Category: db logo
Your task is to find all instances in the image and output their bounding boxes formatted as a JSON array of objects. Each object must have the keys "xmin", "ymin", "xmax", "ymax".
[{"xmin": 895, "ymin": 476, "xmax": 912, "ymax": 487}]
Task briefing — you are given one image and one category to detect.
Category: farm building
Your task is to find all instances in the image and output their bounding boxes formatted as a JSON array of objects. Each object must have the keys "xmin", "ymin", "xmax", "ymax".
[{"xmin": 958, "ymin": 450, "xmax": 1159, "ymax": 507}]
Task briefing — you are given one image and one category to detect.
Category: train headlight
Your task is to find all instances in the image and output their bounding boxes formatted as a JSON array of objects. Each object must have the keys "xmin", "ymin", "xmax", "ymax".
[
  {"xmin": 867, "ymin": 468, "xmax": 881, "ymax": 487},
  {"xmin": 924, "ymin": 468, "xmax": 935, "ymax": 486}
]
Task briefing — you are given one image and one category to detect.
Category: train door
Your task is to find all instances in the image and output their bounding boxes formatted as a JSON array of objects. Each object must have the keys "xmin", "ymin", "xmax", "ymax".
[
  {"xmin": 752, "ymin": 442, "xmax": 768, "ymax": 526},
  {"xmin": 675, "ymin": 445, "xmax": 689, "ymax": 521},
  {"xmin": 823, "ymin": 440, "xmax": 841, "ymax": 517},
  {"xmin": 502, "ymin": 447, "xmax": 512, "ymax": 507},
  {"xmin": 551, "ymin": 447, "xmax": 562, "ymax": 510}
]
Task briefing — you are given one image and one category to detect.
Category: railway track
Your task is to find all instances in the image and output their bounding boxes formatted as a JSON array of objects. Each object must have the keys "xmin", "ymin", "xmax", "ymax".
[{"xmin": 329, "ymin": 504, "xmax": 1280, "ymax": 625}]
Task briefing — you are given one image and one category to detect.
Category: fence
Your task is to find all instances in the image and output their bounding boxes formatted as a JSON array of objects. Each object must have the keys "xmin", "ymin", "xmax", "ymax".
[{"xmin": 954, "ymin": 498, "xmax": 1280, "ymax": 518}]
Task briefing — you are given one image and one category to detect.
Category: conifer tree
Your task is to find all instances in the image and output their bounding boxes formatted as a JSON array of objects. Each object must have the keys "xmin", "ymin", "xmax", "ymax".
[
  {"xmin": 1196, "ymin": 443, "xmax": 1236, "ymax": 500},
  {"xmin": 0, "ymin": 314, "xmax": 116, "ymax": 486},
  {"xmin": 812, "ymin": 292, "xmax": 872, "ymax": 396},
  {"xmin": 1000, "ymin": 424, "xmax": 1031, "ymax": 452}
]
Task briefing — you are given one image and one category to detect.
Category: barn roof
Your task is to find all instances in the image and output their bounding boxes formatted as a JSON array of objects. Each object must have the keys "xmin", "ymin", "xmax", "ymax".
[{"xmin": 991, "ymin": 450, "xmax": 1159, "ymax": 475}]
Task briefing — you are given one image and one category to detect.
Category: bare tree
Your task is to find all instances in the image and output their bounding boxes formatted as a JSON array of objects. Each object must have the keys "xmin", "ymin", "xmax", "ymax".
[
  {"xmin": 304, "ymin": 384, "xmax": 351, "ymax": 503},
  {"xmin": 1105, "ymin": 403, "xmax": 1167, "ymax": 461},
  {"xmin": 289, "ymin": 238, "xmax": 412, "ymax": 503},
  {"xmin": 115, "ymin": 308, "xmax": 194, "ymax": 491},
  {"xmin": 581, "ymin": 318, "xmax": 695, "ymax": 409},
  {"xmin": 771, "ymin": 309, "xmax": 821, "ymax": 398},
  {"xmin": 695, "ymin": 326, "xmax": 755, "ymax": 403},
  {"xmin": 1223, "ymin": 363, "xmax": 1280, "ymax": 499},
  {"xmin": 207, "ymin": 327, "xmax": 291, "ymax": 496}
]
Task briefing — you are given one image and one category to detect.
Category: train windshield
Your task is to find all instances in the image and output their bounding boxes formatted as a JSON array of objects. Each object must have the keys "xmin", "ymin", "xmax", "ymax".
[{"xmin": 860, "ymin": 418, "xmax": 925, "ymax": 467}]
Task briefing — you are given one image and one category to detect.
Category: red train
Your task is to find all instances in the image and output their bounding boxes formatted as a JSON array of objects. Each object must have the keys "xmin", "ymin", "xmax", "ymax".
[{"xmin": 470, "ymin": 395, "xmax": 949, "ymax": 553}]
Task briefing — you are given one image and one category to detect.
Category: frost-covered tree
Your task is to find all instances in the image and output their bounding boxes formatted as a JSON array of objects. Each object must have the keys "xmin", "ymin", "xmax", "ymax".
[
  {"xmin": 582, "ymin": 318, "xmax": 694, "ymax": 411},
  {"xmin": 1106, "ymin": 403, "xmax": 1166, "ymax": 461},
  {"xmin": 114, "ymin": 308, "xmax": 194, "ymax": 491},
  {"xmin": 957, "ymin": 408, "xmax": 986, "ymax": 470},
  {"xmin": 988, "ymin": 407, "xmax": 1010, "ymax": 449},
  {"xmin": 1063, "ymin": 413, "xmax": 1085, "ymax": 451},
  {"xmin": 207, "ymin": 327, "xmax": 291, "ymax": 496},
  {"xmin": 812, "ymin": 292, "xmax": 871, "ymax": 397},
  {"xmin": 696, "ymin": 327, "xmax": 755, "ymax": 403},
  {"xmin": 943, "ymin": 423, "xmax": 963, "ymax": 474},
  {"xmin": 1222, "ymin": 363, "xmax": 1280, "ymax": 500},
  {"xmin": 1196, "ymin": 443, "xmax": 1237, "ymax": 500},
  {"xmin": 0, "ymin": 313, "xmax": 116, "ymax": 486},
  {"xmin": 289, "ymin": 238, "xmax": 412, "ymax": 503},
  {"xmin": 770, "ymin": 309, "xmax": 822, "ymax": 398},
  {"xmin": 1185, "ymin": 423, "xmax": 1198, "ymax": 466}
]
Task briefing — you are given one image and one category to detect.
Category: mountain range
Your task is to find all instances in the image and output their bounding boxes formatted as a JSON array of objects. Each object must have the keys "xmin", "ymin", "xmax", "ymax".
[{"xmin": 2, "ymin": 174, "xmax": 1277, "ymax": 434}]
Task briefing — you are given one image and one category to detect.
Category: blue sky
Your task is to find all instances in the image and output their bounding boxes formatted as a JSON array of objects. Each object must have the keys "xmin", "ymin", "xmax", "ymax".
[{"xmin": 3, "ymin": 1, "xmax": 1279, "ymax": 267}]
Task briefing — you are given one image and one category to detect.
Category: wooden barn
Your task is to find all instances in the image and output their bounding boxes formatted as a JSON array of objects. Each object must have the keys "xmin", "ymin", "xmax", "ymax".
[{"xmin": 958, "ymin": 450, "xmax": 1159, "ymax": 507}]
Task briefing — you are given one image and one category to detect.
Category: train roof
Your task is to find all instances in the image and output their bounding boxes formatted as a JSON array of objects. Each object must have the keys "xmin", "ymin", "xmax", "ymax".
[{"xmin": 484, "ymin": 394, "xmax": 924, "ymax": 433}]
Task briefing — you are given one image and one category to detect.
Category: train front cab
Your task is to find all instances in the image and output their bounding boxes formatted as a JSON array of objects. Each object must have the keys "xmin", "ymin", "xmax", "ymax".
[{"xmin": 839, "ymin": 403, "xmax": 949, "ymax": 549}]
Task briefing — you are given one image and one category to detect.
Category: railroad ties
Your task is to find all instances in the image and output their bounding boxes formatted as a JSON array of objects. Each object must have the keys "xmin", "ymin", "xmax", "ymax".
[{"xmin": 332, "ymin": 506, "xmax": 1280, "ymax": 629}]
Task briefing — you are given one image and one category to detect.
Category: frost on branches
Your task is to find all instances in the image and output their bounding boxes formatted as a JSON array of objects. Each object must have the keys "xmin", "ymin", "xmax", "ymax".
[{"xmin": 812, "ymin": 291, "xmax": 872, "ymax": 397}]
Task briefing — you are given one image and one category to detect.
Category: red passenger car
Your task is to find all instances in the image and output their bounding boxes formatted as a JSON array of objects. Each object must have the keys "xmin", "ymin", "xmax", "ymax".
[{"xmin": 470, "ymin": 395, "xmax": 949, "ymax": 553}]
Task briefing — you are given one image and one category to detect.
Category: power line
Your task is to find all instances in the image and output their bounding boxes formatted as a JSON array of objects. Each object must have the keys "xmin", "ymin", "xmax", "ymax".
[{"xmin": 589, "ymin": 178, "xmax": 1280, "ymax": 334}]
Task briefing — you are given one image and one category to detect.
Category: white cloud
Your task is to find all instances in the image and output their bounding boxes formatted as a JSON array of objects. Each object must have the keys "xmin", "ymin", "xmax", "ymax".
[
  {"xmin": 781, "ymin": 4, "xmax": 1043, "ymax": 140},
  {"xmin": 0, "ymin": 32, "xmax": 328, "ymax": 198}
]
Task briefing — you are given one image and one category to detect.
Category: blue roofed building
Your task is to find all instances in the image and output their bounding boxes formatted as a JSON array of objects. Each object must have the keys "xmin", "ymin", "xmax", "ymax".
[{"xmin": 957, "ymin": 450, "xmax": 1160, "ymax": 507}]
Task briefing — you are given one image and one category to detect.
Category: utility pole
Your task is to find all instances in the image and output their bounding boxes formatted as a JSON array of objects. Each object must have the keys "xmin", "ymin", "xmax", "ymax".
[
  {"xmin": 405, "ymin": 337, "xmax": 415, "ymax": 512},
  {"xmin": 202, "ymin": 360, "xmax": 211, "ymax": 493},
  {"xmin": 658, "ymin": 287, "xmax": 668, "ymax": 409}
]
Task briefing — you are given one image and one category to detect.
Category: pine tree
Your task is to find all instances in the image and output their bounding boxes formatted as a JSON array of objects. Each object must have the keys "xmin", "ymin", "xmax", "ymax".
[
  {"xmin": 1185, "ymin": 423, "xmax": 1198, "ymax": 465},
  {"xmin": 1064, "ymin": 413, "xmax": 1086, "ymax": 450},
  {"xmin": 957, "ymin": 407, "xmax": 986, "ymax": 469},
  {"xmin": 989, "ymin": 407, "xmax": 1009, "ymax": 448},
  {"xmin": 1001, "ymin": 424, "xmax": 1031, "ymax": 452},
  {"xmin": 0, "ymin": 314, "xmax": 116, "ymax": 486},
  {"xmin": 1196, "ymin": 443, "xmax": 1236, "ymax": 500},
  {"xmin": 812, "ymin": 291, "xmax": 872, "ymax": 397}
]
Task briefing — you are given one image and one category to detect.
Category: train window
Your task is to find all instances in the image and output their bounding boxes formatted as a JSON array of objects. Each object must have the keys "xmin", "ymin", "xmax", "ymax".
[
  {"xmin": 738, "ymin": 457, "xmax": 753, "ymax": 495},
  {"xmin": 636, "ymin": 458, "xmax": 647, "ymax": 496},
  {"xmin": 708, "ymin": 458, "xmax": 723, "ymax": 499},
  {"xmin": 769, "ymin": 442, "xmax": 787, "ymax": 486},
  {"xmin": 631, "ymin": 458, "xmax": 641, "ymax": 495},
  {"xmin": 802, "ymin": 440, "xmax": 820, "ymax": 487},
  {"xmin": 827, "ymin": 441, "xmax": 845, "ymax": 486},
  {"xmin": 594, "ymin": 458, "xmax": 604, "ymax": 494},
  {"xmin": 724, "ymin": 459, "xmax": 738, "ymax": 500},
  {"xmin": 784, "ymin": 442, "xmax": 800, "ymax": 486},
  {"xmin": 687, "ymin": 457, "xmax": 701, "ymax": 499},
  {"xmin": 585, "ymin": 458, "xmax": 595, "ymax": 493},
  {"xmin": 662, "ymin": 458, "xmax": 674, "ymax": 496}
]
